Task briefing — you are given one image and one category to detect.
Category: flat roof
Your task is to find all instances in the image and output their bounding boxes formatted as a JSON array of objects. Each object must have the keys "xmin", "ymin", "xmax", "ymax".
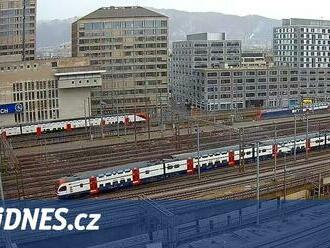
[
  {"xmin": 54, "ymin": 70, "xmax": 106, "ymax": 76},
  {"xmin": 79, "ymin": 6, "xmax": 167, "ymax": 20},
  {"xmin": 282, "ymin": 18, "xmax": 330, "ymax": 27}
]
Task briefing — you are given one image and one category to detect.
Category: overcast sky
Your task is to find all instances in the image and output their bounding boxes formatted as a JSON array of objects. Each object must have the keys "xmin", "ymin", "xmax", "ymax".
[{"xmin": 37, "ymin": 0, "xmax": 330, "ymax": 21}]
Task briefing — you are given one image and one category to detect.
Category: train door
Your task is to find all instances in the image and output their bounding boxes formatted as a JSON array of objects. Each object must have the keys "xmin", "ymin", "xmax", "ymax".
[
  {"xmin": 66, "ymin": 123, "xmax": 72, "ymax": 132},
  {"xmin": 89, "ymin": 176, "xmax": 99, "ymax": 195},
  {"xmin": 124, "ymin": 117, "xmax": 130, "ymax": 126},
  {"xmin": 1, "ymin": 131, "xmax": 6, "ymax": 140},
  {"xmin": 272, "ymin": 144, "xmax": 278, "ymax": 158},
  {"xmin": 306, "ymin": 139, "xmax": 311, "ymax": 151},
  {"xmin": 228, "ymin": 151, "xmax": 235, "ymax": 166},
  {"xmin": 187, "ymin": 159, "xmax": 194, "ymax": 175},
  {"xmin": 132, "ymin": 168, "xmax": 141, "ymax": 185},
  {"xmin": 36, "ymin": 127, "xmax": 42, "ymax": 137}
]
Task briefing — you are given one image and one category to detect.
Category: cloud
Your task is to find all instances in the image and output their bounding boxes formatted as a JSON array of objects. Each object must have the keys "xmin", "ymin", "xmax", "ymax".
[{"xmin": 37, "ymin": 0, "xmax": 330, "ymax": 21}]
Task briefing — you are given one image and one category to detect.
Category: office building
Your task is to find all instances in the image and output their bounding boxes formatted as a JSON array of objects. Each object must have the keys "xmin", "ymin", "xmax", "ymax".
[
  {"xmin": 170, "ymin": 33, "xmax": 241, "ymax": 106},
  {"xmin": 241, "ymin": 52, "xmax": 268, "ymax": 68},
  {"xmin": 274, "ymin": 18, "xmax": 330, "ymax": 68},
  {"xmin": 0, "ymin": 0, "xmax": 36, "ymax": 60},
  {"xmin": 178, "ymin": 67, "xmax": 329, "ymax": 111},
  {"xmin": 0, "ymin": 57, "xmax": 104, "ymax": 126},
  {"xmin": 72, "ymin": 6, "xmax": 169, "ymax": 116}
]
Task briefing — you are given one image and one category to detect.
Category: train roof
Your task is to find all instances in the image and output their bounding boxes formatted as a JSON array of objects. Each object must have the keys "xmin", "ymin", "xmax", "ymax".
[
  {"xmin": 60, "ymin": 159, "xmax": 165, "ymax": 182},
  {"xmin": 170, "ymin": 145, "xmax": 239, "ymax": 161},
  {"xmin": 60, "ymin": 132, "xmax": 325, "ymax": 182}
]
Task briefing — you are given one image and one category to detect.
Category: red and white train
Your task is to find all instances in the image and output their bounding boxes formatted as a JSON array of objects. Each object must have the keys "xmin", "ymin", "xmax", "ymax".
[
  {"xmin": 0, "ymin": 114, "xmax": 146, "ymax": 137},
  {"xmin": 56, "ymin": 132, "xmax": 330, "ymax": 198}
]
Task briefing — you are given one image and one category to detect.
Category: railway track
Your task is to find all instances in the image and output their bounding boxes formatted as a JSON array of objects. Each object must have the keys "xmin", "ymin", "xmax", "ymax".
[
  {"xmin": 2, "ymin": 115, "xmax": 329, "ymax": 199},
  {"xmin": 9, "ymin": 112, "xmax": 330, "ymax": 150},
  {"xmin": 7, "ymin": 108, "xmax": 262, "ymax": 149},
  {"xmin": 16, "ymin": 114, "xmax": 330, "ymax": 159},
  {"xmin": 96, "ymin": 151, "xmax": 330, "ymax": 200},
  {"xmin": 17, "ymin": 115, "xmax": 329, "ymax": 165},
  {"xmin": 251, "ymin": 216, "xmax": 330, "ymax": 248}
]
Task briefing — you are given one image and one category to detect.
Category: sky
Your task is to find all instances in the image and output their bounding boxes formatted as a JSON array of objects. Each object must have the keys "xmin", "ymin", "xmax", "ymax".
[{"xmin": 37, "ymin": 0, "xmax": 330, "ymax": 21}]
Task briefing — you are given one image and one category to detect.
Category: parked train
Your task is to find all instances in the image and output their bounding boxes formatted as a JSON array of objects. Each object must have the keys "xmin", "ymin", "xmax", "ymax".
[
  {"xmin": 258, "ymin": 103, "xmax": 329, "ymax": 119},
  {"xmin": 56, "ymin": 132, "xmax": 330, "ymax": 198},
  {"xmin": 0, "ymin": 114, "xmax": 146, "ymax": 137}
]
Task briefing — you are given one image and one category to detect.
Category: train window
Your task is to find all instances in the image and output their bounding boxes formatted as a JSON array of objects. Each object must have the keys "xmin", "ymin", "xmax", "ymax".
[
  {"xmin": 167, "ymin": 165, "xmax": 173, "ymax": 170},
  {"xmin": 202, "ymin": 155, "xmax": 208, "ymax": 158},
  {"xmin": 222, "ymin": 153, "xmax": 227, "ymax": 155},
  {"xmin": 174, "ymin": 164, "xmax": 180, "ymax": 168},
  {"xmin": 215, "ymin": 153, "xmax": 221, "ymax": 156},
  {"xmin": 118, "ymin": 170, "xmax": 123, "ymax": 174},
  {"xmin": 262, "ymin": 149, "xmax": 266, "ymax": 153},
  {"xmin": 125, "ymin": 169, "xmax": 131, "ymax": 173},
  {"xmin": 246, "ymin": 152, "xmax": 251, "ymax": 155},
  {"xmin": 320, "ymin": 140, "xmax": 324, "ymax": 142},
  {"xmin": 80, "ymin": 184, "xmax": 83, "ymax": 188},
  {"xmin": 98, "ymin": 174, "xmax": 104, "ymax": 178},
  {"xmin": 59, "ymin": 186, "xmax": 67, "ymax": 192},
  {"xmin": 145, "ymin": 170, "xmax": 150, "ymax": 174},
  {"xmin": 106, "ymin": 173, "xmax": 112, "ymax": 177}
]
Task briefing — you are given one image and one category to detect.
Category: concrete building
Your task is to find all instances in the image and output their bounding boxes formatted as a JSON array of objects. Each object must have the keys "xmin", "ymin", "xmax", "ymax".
[
  {"xmin": 171, "ymin": 23, "xmax": 330, "ymax": 112},
  {"xmin": 274, "ymin": 18, "xmax": 330, "ymax": 68},
  {"xmin": 241, "ymin": 52, "xmax": 268, "ymax": 68},
  {"xmin": 72, "ymin": 6, "xmax": 169, "ymax": 116},
  {"xmin": 170, "ymin": 33, "xmax": 241, "ymax": 105},
  {"xmin": 0, "ymin": 57, "xmax": 104, "ymax": 126},
  {"xmin": 0, "ymin": 0, "xmax": 36, "ymax": 61},
  {"xmin": 181, "ymin": 67, "xmax": 330, "ymax": 111}
]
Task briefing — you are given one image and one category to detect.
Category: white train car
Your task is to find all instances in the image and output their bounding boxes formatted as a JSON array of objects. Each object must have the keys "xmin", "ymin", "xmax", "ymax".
[
  {"xmin": 56, "ymin": 132, "xmax": 329, "ymax": 199},
  {"xmin": 0, "ymin": 114, "xmax": 146, "ymax": 137}
]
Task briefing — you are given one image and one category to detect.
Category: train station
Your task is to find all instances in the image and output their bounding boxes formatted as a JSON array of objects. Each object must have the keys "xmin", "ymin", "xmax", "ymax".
[{"xmin": 1, "ymin": 1, "xmax": 330, "ymax": 248}]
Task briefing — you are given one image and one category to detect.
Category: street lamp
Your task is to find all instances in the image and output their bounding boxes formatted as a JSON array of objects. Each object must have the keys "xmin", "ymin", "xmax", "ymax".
[
  {"xmin": 256, "ymin": 141, "xmax": 260, "ymax": 225},
  {"xmin": 294, "ymin": 114, "xmax": 297, "ymax": 162},
  {"xmin": 305, "ymin": 113, "xmax": 309, "ymax": 160},
  {"xmin": 195, "ymin": 124, "xmax": 201, "ymax": 180},
  {"xmin": 100, "ymin": 100, "xmax": 109, "ymax": 139},
  {"xmin": 274, "ymin": 122, "xmax": 277, "ymax": 181}
]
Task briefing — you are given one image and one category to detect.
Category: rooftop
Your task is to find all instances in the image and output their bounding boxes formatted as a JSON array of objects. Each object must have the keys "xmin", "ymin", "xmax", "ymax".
[
  {"xmin": 187, "ymin": 32, "xmax": 227, "ymax": 41},
  {"xmin": 282, "ymin": 18, "xmax": 330, "ymax": 27},
  {"xmin": 79, "ymin": 6, "xmax": 167, "ymax": 20}
]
